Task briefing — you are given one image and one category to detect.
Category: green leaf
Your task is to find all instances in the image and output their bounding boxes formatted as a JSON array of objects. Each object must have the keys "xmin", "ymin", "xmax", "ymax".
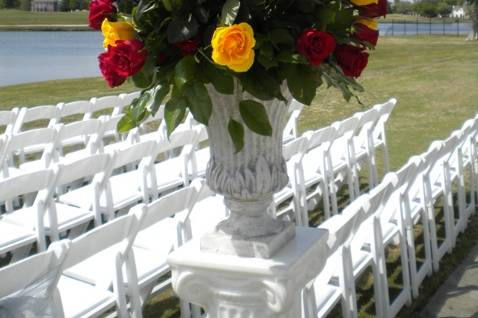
[
  {"xmin": 201, "ymin": 62, "xmax": 234, "ymax": 94},
  {"xmin": 184, "ymin": 80, "xmax": 213, "ymax": 125},
  {"xmin": 174, "ymin": 55, "xmax": 197, "ymax": 90},
  {"xmin": 167, "ymin": 16, "xmax": 199, "ymax": 43},
  {"xmin": 276, "ymin": 52, "xmax": 308, "ymax": 64},
  {"xmin": 284, "ymin": 64, "xmax": 317, "ymax": 105},
  {"xmin": 130, "ymin": 91, "xmax": 151, "ymax": 122},
  {"xmin": 150, "ymin": 84, "xmax": 170, "ymax": 115},
  {"xmin": 164, "ymin": 96, "xmax": 187, "ymax": 136},
  {"xmin": 131, "ymin": 59, "xmax": 155, "ymax": 89},
  {"xmin": 117, "ymin": 114, "xmax": 136, "ymax": 133},
  {"xmin": 268, "ymin": 29, "xmax": 294, "ymax": 46},
  {"xmin": 228, "ymin": 118, "xmax": 244, "ymax": 153},
  {"xmin": 220, "ymin": 0, "xmax": 241, "ymax": 25},
  {"xmin": 239, "ymin": 100, "xmax": 272, "ymax": 136},
  {"xmin": 238, "ymin": 66, "xmax": 284, "ymax": 101}
]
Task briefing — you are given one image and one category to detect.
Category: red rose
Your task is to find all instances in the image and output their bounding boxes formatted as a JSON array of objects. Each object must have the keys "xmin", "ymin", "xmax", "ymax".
[
  {"xmin": 173, "ymin": 39, "xmax": 199, "ymax": 56},
  {"xmin": 353, "ymin": 24, "xmax": 379, "ymax": 46},
  {"xmin": 99, "ymin": 39, "xmax": 148, "ymax": 88},
  {"xmin": 335, "ymin": 44, "xmax": 369, "ymax": 78},
  {"xmin": 296, "ymin": 29, "xmax": 336, "ymax": 66},
  {"xmin": 88, "ymin": 0, "xmax": 116, "ymax": 30},
  {"xmin": 360, "ymin": 0, "xmax": 387, "ymax": 18}
]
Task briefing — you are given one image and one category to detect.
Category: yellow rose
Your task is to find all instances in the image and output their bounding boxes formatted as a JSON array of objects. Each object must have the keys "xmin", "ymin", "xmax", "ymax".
[
  {"xmin": 101, "ymin": 19, "xmax": 135, "ymax": 48},
  {"xmin": 211, "ymin": 23, "xmax": 256, "ymax": 73},
  {"xmin": 356, "ymin": 17, "xmax": 378, "ymax": 30},
  {"xmin": 350, "ymin": 0, "xmax": 378, "ymax": 6}
]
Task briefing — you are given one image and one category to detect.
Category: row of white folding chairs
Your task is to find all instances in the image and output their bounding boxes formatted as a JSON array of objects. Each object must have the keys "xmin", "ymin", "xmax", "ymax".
[
  {"xmin": 0, "ymin": 125, "xmax": 210, "ymax": 257},
  {"xmin": 264, "ymin": 98, "xmax": 397, "ymax": 226},
  {"xmin": 302, "ymin": 113, "xmax": 478, "ymax": 318},
  {"xmin": 0, "ymin": 91, "xmax": 140, "ymax": 137},
  {"xmin": 0, "ymin": 177, "xmax": 225, "ymax": 318}
]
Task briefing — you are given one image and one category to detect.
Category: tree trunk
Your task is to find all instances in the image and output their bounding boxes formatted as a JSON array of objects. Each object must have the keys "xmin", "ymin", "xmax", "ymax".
[{"xmin": 468, "ymin": 2, "xmax": 478, "ymax": 40}]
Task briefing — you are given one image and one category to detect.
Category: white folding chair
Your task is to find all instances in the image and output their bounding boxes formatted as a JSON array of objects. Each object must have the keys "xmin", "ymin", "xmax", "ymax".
[
  {"xmin": 283, "ymin": 99, "xmax": 304, "ymax": 143},
  {"xmin": 273, "ymin": 136, "xmax": 309, "ymax": 224},
  {"xmin": 59, "ymin": 210, "xmax": 144, "ymax": 318},
  {"xmin": 57, "ymin": 100, "xmax": 92, "ymax": 123},
  {"xmin": 372, "ymin": 98, "xmax": 397, "ymax": 175},
  {"xmin": 150, "ymin": 128, "xmax": 199, "ymax": 199},
  {"xmin": 0, "ymin": 127, "xmax": 56, "ymax": 178},
  {"xmin": 10, "ymin": 105, "xmax": 60, "ymax": 163},
  {"xmin": 113, "ymin": 91, "xmax": 141, "ymax": 117},
  {"xmin": 422, "ymin": 138, "xmax": 459, "ymax": 273},
  {"xmin": 6, "ymin": 155, "xmax": 111, "ymax": 251},
  {"xmin": 369, "ymin": 173, "xmax": 412, "ymax": 317},
  {"xmin": 330, "ymin": 116, "xmax": 361, "ymax": 206},
  {"xmin": 88, "ymin": 95, "xmax": 121, "ymax": 119},
  {"xmin": 129, "ymin": 181, "xmax": 203, "ymax": 309},
  {"xmin": 59, "ymin": 141, "xmax": 155, "ymax": 222},
  {"xmin": 301, "ymin": 126, "xmax": 338, "ymax": 219},
  {"xmin": 0, "ymin": 169, "xmax": 54, "ymax": 255},
  {"xmin": 190, "ymin": 125, "xmax": 209, "ymax": 178},
  {"xmin": 353, "ymin": 107, "xmax": 381, "ymax": 189},
  {"xmin": 133, "ymin": 106, "xmax": 166, "ymax": 142},
  {"xmin": 0, "ymin": 108, "xmax": 19, "ymax": 137},
  {"xmin": 98, "ymin": 114, "xmax": 136, "ymax": 147},
  {"xmin": 53, "ymin": 119, "xmax": 103, "ymax": 162},
  {"xmin": 0, "ymin": 240, "xmax": 70, "ymax": 317},
  {"xmin": 302, "ymin": 195, "xmax": 369, "ymax": 318},
  {"xmin": 392, "ymin": 154, "xmax": 434, "ymax": 299},
  {"xmin": 13, "ymin": 105, "xmax": 60, "ymax": 133}
]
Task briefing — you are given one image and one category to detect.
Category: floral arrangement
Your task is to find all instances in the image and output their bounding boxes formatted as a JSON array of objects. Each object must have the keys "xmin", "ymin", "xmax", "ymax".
[{"xmin": 89, "ymin": 0, "xmax": 386, "ymax": 151}]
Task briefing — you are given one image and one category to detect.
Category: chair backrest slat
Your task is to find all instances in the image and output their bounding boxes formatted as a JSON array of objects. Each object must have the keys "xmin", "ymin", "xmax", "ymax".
[{"xmin": 0, "ymin": 169, "xmax": 53, "ymax": 201}]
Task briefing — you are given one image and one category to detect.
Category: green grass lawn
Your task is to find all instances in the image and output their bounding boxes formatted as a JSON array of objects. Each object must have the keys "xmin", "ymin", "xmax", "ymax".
[
  {"xmin": 0, "ymin": 36, "xmax": 477, "ymax": 317},
  {"xmin": 0, "ymin": 9, "xmax": 88, "ymax": 25}
]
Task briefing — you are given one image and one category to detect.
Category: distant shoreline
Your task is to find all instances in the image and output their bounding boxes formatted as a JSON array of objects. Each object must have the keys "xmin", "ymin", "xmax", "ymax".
[{"xmin": 0, "ymin": 24, "xmax": 89, "ymax": 31}]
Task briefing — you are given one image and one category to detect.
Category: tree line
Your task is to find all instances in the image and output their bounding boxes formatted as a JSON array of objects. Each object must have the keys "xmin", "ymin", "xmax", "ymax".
[{"xmin": 0, "ymin": 0, "xmax": 135, "ymax": 11}]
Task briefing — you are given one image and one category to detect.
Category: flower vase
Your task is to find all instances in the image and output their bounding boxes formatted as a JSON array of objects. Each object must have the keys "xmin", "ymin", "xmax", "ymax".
[{"xmin": 200, "ymin": 82, "xmax": 296, "ymax": 259}]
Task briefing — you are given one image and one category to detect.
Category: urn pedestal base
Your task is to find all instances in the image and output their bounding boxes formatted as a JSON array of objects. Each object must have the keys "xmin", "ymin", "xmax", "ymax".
[
  {"xmin": 200, "ymin": 221, "xmax": 296, "ymax": 259},
  {"xmin": 168, "ymin": 227, "xmax": 330, "ymax": 318},
  {"xmin": 200, "ymin": 195, "xmax": 296, "ymax": 258}
]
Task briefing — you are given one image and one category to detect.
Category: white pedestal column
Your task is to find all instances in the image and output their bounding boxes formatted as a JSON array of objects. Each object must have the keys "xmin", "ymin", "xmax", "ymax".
[{"xmin": 168, "ymin": 227, "xmax": 329, "ymax": 318}]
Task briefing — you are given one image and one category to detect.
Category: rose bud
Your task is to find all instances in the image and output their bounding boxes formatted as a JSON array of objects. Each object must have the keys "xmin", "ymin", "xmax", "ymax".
[
  {"xmin": 99, "ymin": 39, "xmax": 148, "ymax": 88},
  {"xmin": 296, "ymin": 29, "xmax": 336, "ymax": 66},
  {"xmin": 335, "ymin": 44, "xmax": 369, "ymax": 78},
  {"xmin": 173, "ymin": 39, "xmax": 200, "ymax": 56},
  {"xmin": 88, "ymin": 0, "xmax": 116, "ymax": 30},
  {"xmin": 359, "ymin": 0, "xmax": 387, "ymax": 18},
  {"xmin": 353, "ymin": 18, "xmax": 379, "ymax": 46}
]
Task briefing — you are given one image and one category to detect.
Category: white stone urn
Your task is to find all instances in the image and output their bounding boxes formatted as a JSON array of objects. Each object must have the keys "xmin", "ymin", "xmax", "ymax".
[{"xmin": 200, "ymin": 82, "xmax": 296, "ymax": 259}]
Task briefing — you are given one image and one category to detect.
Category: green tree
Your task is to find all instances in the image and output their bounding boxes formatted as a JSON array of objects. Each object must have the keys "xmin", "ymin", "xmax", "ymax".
[
  {"xmin": 437, "ymin": 1, "xmax": 452, "ymax": 16},
  {"xmin": 467, "ymin": 0, "xmax": 478, "ymax": 39}
]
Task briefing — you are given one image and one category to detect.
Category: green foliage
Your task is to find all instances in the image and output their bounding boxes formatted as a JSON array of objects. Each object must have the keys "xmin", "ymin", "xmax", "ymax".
[{"xmin": 107, "ymin": 0, "xmax": 374, "ymax": 152}]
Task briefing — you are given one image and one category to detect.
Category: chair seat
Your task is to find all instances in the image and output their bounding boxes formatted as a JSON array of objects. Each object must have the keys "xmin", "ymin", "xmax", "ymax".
[
  {"xmin": 60, "ymin": 171, "xmax": 143, "ymax": 212},
  {"xmin": 3, "ymin": 204, "xmax": 93, "ymax": 233},
  {"xmin": 107, "ymin": 171, "xmax": 143, "ymax": 210},
  {"xmin": 154, "ymin": 158, "xmax": 185, "ymax": 193},
  {"xmin": 181, "ymin": 195, "xmax": 227, "ymax": 239},
  {"xmin": 58, "ymin": 275, "xmax": 115, "ymax": 318},
  {"xmin": 132, "ymin": 246, "xmax": 171, "ymax": 287},
  {"xmin": 133, "ymin": 217, "xmax": 177, "ymax": 254},
  {"xmin": 0, "ymin": 220, "xmax": 36, "ymax": 254}
]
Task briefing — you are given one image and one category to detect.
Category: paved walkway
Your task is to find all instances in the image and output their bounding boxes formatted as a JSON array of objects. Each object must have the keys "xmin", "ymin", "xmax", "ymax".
[{"xmin": 421, "ymin": 245, "xmax": 478, "ymax": 317}]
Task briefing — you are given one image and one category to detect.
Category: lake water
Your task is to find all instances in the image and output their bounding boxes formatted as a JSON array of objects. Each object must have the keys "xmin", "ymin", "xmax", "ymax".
[
  {"xmin": 0, "ymin": 31, "xmax": 103, "ymax": 87},
  {"xmin": 0, "ymin": 25, "xmax": 474, "ymax": 87}
]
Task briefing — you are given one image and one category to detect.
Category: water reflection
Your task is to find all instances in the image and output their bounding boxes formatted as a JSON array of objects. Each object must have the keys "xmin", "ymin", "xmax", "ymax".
[{"xmin": 0, "ymin": 31, "xmax": 103, "ymax": 87}]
